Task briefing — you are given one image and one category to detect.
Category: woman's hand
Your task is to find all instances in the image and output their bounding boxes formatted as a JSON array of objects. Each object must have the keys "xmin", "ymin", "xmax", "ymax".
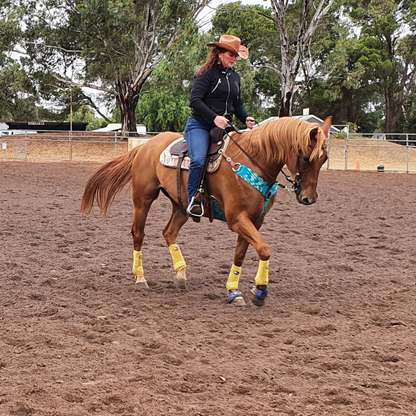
[
  {"xmin": 214, "ymin": 115, "xmax": 229, "ymax": 130},
  {"xmin": 246, "ymin": 116, "xmax": 256, "ymax": 129}
]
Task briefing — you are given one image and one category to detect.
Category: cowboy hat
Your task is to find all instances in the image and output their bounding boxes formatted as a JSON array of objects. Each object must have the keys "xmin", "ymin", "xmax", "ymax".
[{"xmin": 207, "ymin": 34, "xmax": 249, "ymax": 59}]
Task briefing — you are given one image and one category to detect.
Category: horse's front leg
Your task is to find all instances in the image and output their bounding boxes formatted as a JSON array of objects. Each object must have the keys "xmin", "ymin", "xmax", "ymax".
[
  {"xmin": 226, "ymin": 236, "xmax": 249, "ymax": 306},
  {"xmin": 162, "ymin": 204, "xmax": 189, "ymax": 289},
  {"xmin": 228, "ymin": 217, "xmax": 270, "ymax": 306}
]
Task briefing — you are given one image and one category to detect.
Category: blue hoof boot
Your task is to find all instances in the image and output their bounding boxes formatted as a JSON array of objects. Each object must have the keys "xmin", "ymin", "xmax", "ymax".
[
  {"xmin": 227, "ymin": 289, "xmax": 245, "ymax": 306},
  {"xmin": 250, "ymin": 285, "xmax": 268, "ymax": 306}
]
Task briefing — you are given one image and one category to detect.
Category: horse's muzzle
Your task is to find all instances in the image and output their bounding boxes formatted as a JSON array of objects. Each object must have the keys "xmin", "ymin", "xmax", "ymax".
[
  {"xmin": 297, "ymin": 192, "xmax": 318, "ymax": 205},
  {"xmin": 301, "ymin": 197, "xmax": 315, "ymax": 205}
]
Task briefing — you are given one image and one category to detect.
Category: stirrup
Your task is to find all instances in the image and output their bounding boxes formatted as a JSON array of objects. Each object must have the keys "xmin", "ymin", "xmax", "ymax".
[{"xmin": 186, "ymin": 196, "xmax": 204, "ymax": 217}]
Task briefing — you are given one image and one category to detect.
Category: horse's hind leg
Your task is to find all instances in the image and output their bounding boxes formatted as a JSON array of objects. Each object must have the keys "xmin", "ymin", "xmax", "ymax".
[
  {"xmin": 162, "ymin": 204, "xmax": 189, "ymax": 289},
  {"xmin": 131, "ymin": 193, "xmax": 157, "ymax": 288},
  {"xmin": 226, "ymin": 236, "xmax": 249, "ymax": 306}
]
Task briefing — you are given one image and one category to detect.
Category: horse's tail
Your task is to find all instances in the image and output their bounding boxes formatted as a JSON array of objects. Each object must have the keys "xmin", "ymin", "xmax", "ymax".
[{"xmin": 80, "ymin": 144, "xmax": 143, "ymax": 216}]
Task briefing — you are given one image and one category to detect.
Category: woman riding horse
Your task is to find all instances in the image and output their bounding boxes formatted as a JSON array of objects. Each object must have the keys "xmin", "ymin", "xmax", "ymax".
[
  {"xmin": 80, "ymin": 116, "xmax": 330, "ymax": 306},
  {"xmin": 184, "ymin": 34, "xmax": 255, "ymax": 217}
]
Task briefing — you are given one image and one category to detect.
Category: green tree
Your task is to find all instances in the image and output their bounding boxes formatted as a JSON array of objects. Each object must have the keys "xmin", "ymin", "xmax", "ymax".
[
  {"xmin": 344, "ymin": 0, "xmax": 416, "ymax": 133},
  {"xmin": 69, "ymin": 105, "xmax": 106, "ymax": 131},
  {"xmin": 401, "ymin": 85, "xmax": 416, "ymax": 133},
  {"xmin": 211, "ymin": 2, "xmax": 280, "ymax": 119},
  {"xmin": 301, "ymin": 34, "xmax": 380, "ymax": 129},
  {"xmin": 135, "ymin": 14, "xmax": 269, "ymax": 132},
  {"xmin": 15, "ymin": 0, "xmax": 210, "ymax": 134},
  {"xmin": 0, "ymin": 61, "xmax": 38, "ymax": 120},
  {"xmin": 0, "ymin": 5, "xmax": 39, "ymax": 121},
  {"xmin": 135, "ymin": 24, "xmax": 207, "ymax": 132},
  {"xmin": 0, "ymin": 6, "xmax": 19, "ymax": 57},
  {"xmin": 268, "ymin": 0, "xmax": 336, "ymax": 116}
]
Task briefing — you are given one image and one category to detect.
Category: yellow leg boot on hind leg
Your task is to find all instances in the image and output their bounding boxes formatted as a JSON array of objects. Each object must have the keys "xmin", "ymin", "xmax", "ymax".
[
  {"xmin": 169, "ymin": 244, "xmax": 187, "ymax": 289},
  {"xmin": 132, "ymin": 250, "xmax": 149, "ymax": 288}
]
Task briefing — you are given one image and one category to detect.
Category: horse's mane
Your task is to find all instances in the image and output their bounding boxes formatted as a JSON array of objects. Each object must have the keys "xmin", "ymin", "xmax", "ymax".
[{"xmin": 236, "ymin": 117, "xmax": 326, "ymax": 163}]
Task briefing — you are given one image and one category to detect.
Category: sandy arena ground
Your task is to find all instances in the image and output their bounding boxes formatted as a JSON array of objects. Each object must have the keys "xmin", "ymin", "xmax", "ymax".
[{"xmin": 0, "ymin": 160, "xmax": 416, "ymax": 415}]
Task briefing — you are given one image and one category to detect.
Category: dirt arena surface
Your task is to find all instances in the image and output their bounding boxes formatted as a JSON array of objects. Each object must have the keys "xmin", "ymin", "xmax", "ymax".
[{"xmin": 1, "ymin": 160, "xmax": 416, "ymax": 415}]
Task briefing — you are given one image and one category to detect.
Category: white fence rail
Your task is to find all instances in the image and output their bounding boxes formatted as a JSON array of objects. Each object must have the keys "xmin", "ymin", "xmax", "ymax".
[
  {"xmin": 0, "ymin": 130, "xmax": 150, "ymax": 162},
  {"xmin": 1, "ymin": 129, "xmax": 416, "ymax": 173},
  {"xmin": 327, "ymin": 132, "xmax": 416, "ymax": 173}
]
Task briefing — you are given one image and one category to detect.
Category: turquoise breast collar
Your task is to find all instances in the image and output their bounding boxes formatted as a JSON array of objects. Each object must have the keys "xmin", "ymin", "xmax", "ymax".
[
  {"xmin": 233, "ymin": 164, "xmax": 277, "ymax": 221},
  {"xmin": 212, "ymin": 164, "xmax": 277, "ymax": 222}
]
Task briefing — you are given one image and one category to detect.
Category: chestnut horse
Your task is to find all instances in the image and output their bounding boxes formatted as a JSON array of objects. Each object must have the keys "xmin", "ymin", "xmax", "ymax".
[{"xmin": 80, "ymin": 116, "xmax": 330, "ymax": 306}]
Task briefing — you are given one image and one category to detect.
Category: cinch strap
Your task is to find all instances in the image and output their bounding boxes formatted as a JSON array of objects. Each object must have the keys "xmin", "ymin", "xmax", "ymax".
[
  {"xmin": 132, "ymin": 250, "xmax": 144, "ymax": 277},
  {"xmin": 226, "ymin": 264, "xmax": 241, "ymax": 291},
  {"xmin": 169, "ymin": 244, "xmax": 186, "ymax": 272},
  {"xmin": 254, "ymin": 260, "xmax": 269, "ymax": 286}
]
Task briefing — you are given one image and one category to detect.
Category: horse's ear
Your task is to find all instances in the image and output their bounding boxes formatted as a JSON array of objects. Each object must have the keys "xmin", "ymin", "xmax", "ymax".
[{"xmin": 321, "ymin": 116, "xmax": 332, "ymax": 136}]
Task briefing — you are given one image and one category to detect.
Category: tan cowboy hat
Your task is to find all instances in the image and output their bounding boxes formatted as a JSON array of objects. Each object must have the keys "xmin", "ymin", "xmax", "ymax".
[{"xmin": 207, "ymin": 34, "xmax": 249, "ymax": 59}]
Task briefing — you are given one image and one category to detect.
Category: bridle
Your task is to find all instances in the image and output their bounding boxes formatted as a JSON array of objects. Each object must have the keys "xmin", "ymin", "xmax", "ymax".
[{"xmin": 279, "ymin": 169, "xmax": 301, "ymax": 195}]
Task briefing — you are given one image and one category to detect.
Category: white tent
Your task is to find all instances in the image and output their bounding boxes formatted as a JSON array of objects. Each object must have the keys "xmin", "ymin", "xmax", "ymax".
[{"xmin": 93, "ymin": 123, "xmax": 147, "ymax": 134}]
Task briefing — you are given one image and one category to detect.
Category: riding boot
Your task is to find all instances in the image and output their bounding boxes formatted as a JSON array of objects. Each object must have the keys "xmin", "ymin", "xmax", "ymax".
[{"xmin": 187, "ymin": 156, "xmax": 209, "ymax": 220}]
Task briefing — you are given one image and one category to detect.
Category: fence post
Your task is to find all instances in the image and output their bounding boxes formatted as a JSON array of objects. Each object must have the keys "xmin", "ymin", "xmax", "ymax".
[
  {"xmin": 345, "ymin": 131, "xmax": 349, "ymax": 170},
  {"xmin": 406, "ymin": 134, "xmax": 409, "ymax": 173},
  {"xmin": 68, "ymin": 130, "xmax": 73, "ymax": 161},
  {"xmin": 24, "ymin": 130, "xmax": 28, "ymax": 159}
]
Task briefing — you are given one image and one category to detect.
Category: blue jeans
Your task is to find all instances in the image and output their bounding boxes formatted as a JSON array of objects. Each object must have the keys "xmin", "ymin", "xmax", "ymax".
[{"xmin": 183, "ymin": 117, "xmax": 214, "ymax": 204}]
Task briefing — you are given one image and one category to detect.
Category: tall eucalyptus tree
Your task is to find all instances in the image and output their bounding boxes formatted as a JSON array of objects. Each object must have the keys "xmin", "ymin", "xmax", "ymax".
[
  {"xmin": 268, "ymin": 0, "xmax": 335, "ymax": 116},
  {"xmin": 14, "ymin": 0, "xmax": 210, "ymax": 133},
  {"xmin": 0, "ymin": 5, "xmax": 38, "ymax": 120},
  {"xmin": 346, "ymin": 0, "xmax": 416, "ymax": 133}
]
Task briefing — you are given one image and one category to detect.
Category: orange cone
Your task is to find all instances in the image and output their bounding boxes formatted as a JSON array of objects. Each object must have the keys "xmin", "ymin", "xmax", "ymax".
[{"xmin": 355, "ymin": 161, "xmax": 360, "ymax": 170}]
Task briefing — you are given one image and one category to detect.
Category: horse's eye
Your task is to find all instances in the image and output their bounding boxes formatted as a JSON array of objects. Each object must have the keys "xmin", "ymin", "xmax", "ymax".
[{"xmin": 303, "ymin": 157, "xmax": 310, "ymax": 162}]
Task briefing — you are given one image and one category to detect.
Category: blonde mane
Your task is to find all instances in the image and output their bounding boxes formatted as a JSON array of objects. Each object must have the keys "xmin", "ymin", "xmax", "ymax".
[{"xmin": 236, "ymin": 117, "xmax": 326, "ymax": 163}]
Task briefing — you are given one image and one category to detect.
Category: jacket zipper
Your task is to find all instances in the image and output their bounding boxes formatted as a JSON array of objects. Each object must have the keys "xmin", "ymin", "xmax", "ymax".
[
  {"xmin": 225, "ymin": 74, "xmax": 231, "ymax": 116},
  {"xmin": 211, "ymin": 78, "xmax": 221, "ymax": 93}
]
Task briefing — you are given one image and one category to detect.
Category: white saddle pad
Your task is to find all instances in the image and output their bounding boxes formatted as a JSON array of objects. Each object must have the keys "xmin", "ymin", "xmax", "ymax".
[{"xmin": 159, "ymin": 136, "xmax": 229, "ymax": 173}]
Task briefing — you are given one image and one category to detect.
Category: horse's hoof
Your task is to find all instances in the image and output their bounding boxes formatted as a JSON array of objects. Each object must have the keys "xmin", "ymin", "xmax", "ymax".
[
  {"xmin": 250, "ymin": 285, "xmax": 268, "ymax": 306},
  {"xmin": 251, "ymin": 295, "xmax": 265, "ymax": 306},
  {"xmin": 231, "ymin": 296, "xmax": 246, "ymax": 306},
  {"xmin": 173, "ymin": 269, "xmax": 186, "ymax": 289},
  {"xmin": 135, "ymin": 277, "xmax": 149, "ymax": 288},
  {"xmin": 173, "ymin": 276, "xmax": 186, "ymax": 289},
  {"xmin": 227, "ymin": 289, "xmax": 245, "ymax": 306}
]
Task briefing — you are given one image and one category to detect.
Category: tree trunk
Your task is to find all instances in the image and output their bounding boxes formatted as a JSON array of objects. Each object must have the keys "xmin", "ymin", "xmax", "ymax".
[
  {"xmin": 384, "ymin": 85, "xmax": 402, "ymax": 134},
  {"xmin": 344, "ymin": 89, "xmax": 361, "ymax": 124},
  {"xmin": 279, "ymin": 91, "xmax": 292, "ymax": 117},
  {"xmin": 384, "ymin": 90, "xmax": 394, "ymax": 134},
  {"xmin": 119, "ymin": 95, "xmax": 140, "ymax": 136},
  {"xmin": 270, "ymin": 0, "xmax": 335, "ymax": 117},
  {"xmin": 116, "ymin": 79, "xmax": 140, "ymax": 137}
]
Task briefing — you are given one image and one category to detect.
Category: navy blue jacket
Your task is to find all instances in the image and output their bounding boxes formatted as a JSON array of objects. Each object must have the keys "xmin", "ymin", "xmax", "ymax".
[{"xmin": 189, "ymin": 64, "xmax": 249, "ymax": 126}]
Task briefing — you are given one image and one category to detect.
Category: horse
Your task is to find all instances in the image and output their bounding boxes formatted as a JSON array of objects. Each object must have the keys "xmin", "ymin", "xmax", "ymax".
[{"xmin": 80, "ymin": 116, "xmax": 330, "ymax": 306}]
